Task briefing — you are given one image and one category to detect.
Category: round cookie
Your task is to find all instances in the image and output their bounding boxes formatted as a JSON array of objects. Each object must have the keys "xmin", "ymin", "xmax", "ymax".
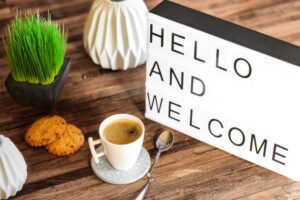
[
  {"xmin": 46, "ymin": 124, "xmax": 84, "ymax": 156},
  {"xmin": 25, "ymin": 115, "xmax": 66, "ymax": 147}
]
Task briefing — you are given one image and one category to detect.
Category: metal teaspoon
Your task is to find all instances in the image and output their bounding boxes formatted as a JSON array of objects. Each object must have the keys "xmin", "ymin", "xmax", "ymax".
[{"xmin": 135, "ymin": 130, "xmax": 174, "ymax": 200}]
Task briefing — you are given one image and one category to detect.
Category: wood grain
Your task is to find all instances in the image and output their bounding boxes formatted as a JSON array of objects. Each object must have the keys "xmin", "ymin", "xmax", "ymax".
[{"xmin": 0, "ymin": 0, "xmax": 299, "ymax": 199}]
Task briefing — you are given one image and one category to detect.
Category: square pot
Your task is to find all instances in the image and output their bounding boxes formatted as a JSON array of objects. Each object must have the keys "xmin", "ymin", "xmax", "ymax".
[{"xmin": 5, "ymin": 58, "xmax": 70, "ymax": 109}]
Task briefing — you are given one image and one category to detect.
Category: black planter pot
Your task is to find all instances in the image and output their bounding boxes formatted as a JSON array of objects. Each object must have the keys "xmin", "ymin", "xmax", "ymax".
[{"xmin": 5, "ymin": 58, "xmax": 70, "ymax": 109}]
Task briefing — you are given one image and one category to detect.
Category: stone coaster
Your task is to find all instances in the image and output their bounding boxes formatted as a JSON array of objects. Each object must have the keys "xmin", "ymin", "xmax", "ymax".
[{"xmin": 91, "ymin": 147, "xmax": 150, "ymax": 185}]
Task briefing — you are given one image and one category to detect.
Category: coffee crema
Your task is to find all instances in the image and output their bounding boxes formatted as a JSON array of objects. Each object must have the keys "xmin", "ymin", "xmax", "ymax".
[{"xmin": 103, "ymin": 119, "xmax": 142, "ymax": 144}]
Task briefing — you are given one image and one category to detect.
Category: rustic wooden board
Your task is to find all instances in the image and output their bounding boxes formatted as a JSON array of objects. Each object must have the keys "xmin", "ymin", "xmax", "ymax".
[{"xmin": 0, "ymin": 0, "xmax": 299, "ymax": 199}]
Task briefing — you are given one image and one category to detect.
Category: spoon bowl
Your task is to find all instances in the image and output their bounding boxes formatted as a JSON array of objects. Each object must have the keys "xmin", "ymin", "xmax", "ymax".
[{"xmin": 156, "ymin": 130, "xmax": 174, "ymax": 152}]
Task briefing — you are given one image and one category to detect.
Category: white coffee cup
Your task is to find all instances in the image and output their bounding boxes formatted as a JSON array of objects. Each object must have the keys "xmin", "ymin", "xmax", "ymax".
[{"xmin": 88, "ymin": 114, "xmax": 144, "ymax": 170}]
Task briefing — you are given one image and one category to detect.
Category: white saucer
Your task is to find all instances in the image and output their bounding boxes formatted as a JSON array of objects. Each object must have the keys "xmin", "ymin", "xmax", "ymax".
[{"xmin": 91, "ymin": 147, "xmax": 150, "ymax": 185}]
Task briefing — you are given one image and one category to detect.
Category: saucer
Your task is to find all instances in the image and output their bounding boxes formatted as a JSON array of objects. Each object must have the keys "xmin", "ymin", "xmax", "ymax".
[{"xmin": 91, "ymin": 147, "xmax": 150, "ymax": 185}]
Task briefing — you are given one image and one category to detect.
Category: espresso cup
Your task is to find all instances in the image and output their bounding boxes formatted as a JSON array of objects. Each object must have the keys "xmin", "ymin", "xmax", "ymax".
[{"xmin": 88, "ymin": 114, "xmax": 144, "ymax": 170}]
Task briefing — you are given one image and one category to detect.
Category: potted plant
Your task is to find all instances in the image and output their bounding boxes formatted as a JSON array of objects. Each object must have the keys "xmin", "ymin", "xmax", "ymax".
[{"xmin": 4, "ymin": 12, "xmax": 70, "ymax": 108}]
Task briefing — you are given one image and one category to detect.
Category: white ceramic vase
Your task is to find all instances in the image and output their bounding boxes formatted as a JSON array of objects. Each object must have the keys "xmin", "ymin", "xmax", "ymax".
[
  {"xmin": 0, "ymin": 135, "xmax": 27, "ymax": 199},
  {"xmin": 83, "ymin": 0, "xmax": 148, "ymax": 70}
]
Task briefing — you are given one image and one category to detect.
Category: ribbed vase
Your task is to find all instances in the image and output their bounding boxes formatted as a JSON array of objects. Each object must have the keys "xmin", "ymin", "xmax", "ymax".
[
  {"xmin": 0, "ymin": 135, "xmax": 27, "ymax": 199},
  {"xmin": 83, "ymin": 0, "xmax": 148, "ymax": 70}
]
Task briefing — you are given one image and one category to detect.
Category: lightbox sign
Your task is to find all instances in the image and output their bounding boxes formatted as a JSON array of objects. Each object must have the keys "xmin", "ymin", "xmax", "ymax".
[{"xmin": 145, "ymin": 1, "xmax": 300, "ymax": 181}]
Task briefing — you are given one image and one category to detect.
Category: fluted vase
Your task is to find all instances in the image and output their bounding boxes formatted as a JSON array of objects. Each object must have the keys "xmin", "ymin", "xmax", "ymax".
[
  {"xmin": 0, "ymin": 135, "xmax": 27, "ymax": 199},
  {"xmin": 84, "ymin": 0, "xmax": 148, "ymax": 70}
]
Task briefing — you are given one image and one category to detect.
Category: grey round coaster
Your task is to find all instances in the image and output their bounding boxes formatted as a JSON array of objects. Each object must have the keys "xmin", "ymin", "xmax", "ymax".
[{"xmin": 91, "ymin": 147, "xmax": 150, "ymax": 185}]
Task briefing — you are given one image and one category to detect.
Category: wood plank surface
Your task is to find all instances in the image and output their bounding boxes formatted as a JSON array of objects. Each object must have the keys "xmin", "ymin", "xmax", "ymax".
[{"xmin": 0, "ymin": 0, "xmax": 299, "ymax": 199}]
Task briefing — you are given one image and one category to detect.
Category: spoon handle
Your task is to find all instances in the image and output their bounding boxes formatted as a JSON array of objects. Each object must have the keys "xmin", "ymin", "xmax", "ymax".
[
  {"xmin": 135, "ymin": 151, "xmax": 161, "ymax": 200},
  {"xmin": 135, "ymin": 177, "xmax": 153, "ymax": 200},
  {"xmin": 148, "ymin": 151, "xmax": 161, "ymax": 176}
]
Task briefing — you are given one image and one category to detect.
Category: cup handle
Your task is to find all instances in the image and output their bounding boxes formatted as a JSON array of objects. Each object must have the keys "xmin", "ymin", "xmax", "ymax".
[{"xmin": 88, "ymin": 137, "xmax": 104, "ymax": 164}]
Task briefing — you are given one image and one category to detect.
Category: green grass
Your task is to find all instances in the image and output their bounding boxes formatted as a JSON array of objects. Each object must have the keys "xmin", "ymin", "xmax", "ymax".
[{"xmin": 5, "ymin": 12, "xmax": 67, "ymax": 85}]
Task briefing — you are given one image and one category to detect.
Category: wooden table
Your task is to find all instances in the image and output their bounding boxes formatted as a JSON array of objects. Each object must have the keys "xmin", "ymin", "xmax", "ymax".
[{"xmin": 1, "ymin": 0, "xmax": 300, "ymax": 199}]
